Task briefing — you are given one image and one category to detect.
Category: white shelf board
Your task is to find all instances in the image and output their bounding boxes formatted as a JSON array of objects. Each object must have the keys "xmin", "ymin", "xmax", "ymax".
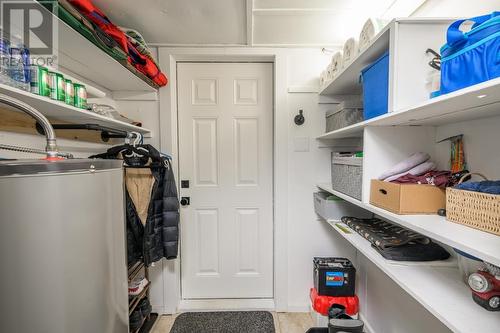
[
  {"xmin": 0, "ymin": 84, "xmax": 150, "ymax": 135},
  {"xmin": 317, "ymin": 119, "xmax": 367, "ymax": 140},
  {"xmin": 325, "ymin": 219, "xmax": 500, "ymax": 333},
  {"xmin": 317, "ymin": 183, "xmax": 500, "ymax": 267},
  {"xmin": 318, "ymin": 22, "xmax": 391, "ymax": 96},
  {"xmin": 34, "ymin": 1, "xmax": 158, "ymax": 93},
  {"xmin": 317, "ymin": 77, "xmax": 500, "ymax": 140}
]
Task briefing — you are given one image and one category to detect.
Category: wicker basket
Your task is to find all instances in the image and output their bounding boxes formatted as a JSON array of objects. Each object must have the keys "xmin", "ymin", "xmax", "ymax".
[
  {"xmin": 331, "ymin": 154, "xmax": 363, "ymax": 200},
  {"xmin": 446, "ymin": 173, "xmax": 500, "ymax": 236},
  {"xmin": 325, "ymin": 100, "xmax": 364, "ymax": 132}
]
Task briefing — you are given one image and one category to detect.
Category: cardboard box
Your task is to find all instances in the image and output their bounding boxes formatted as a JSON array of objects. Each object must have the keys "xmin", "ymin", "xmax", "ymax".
[{"xmin": 370, "ymin": 179, "xmax": 446, "ymax": 214}]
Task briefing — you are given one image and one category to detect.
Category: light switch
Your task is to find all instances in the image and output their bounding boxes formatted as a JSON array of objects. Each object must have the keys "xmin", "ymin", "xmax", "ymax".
[{"xmin": 293, "ymin": 137, "xmax": 310, "ymax": 152}]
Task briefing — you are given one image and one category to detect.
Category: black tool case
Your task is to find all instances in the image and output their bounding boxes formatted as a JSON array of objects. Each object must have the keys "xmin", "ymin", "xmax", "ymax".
[{"xmin": 313, "ymin": 257, "xmax": 356, "ymax": 297}]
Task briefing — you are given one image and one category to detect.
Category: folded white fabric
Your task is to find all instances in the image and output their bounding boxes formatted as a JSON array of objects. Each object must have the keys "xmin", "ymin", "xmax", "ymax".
[
  {"xmin": 342, "ymin": 38, "xmax": 359, "ymax": 68},
  {"xmin": 320, "ymin": 70, "xmax": 327, "ymax": 88},
  {"xmin": 326, "ymin": 63, "xmax": 335, "ymax": 81},
  {"xmin": 378, "ymin": 152, "xmax": 430, "ymax": 180},
  {"xmin": 330, "ymin": 51, "xmax": 343, "ymax": 79},
  {"xmin": 383, "ymin": 161, "xmax": 437, "ymax": 182},
  {"xmin": 358, "ymin": 18, "xmax": 389, "ymax": 52}
]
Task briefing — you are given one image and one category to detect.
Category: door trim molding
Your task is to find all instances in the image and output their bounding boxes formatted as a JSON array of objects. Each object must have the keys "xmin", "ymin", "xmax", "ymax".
[
  {"xmin": 158, "ymin": 48, "xmax": 290, "ymax": 313},
  {"xmin": 178, "ymin": 299, "xmax": 276, "ymax": 312}
]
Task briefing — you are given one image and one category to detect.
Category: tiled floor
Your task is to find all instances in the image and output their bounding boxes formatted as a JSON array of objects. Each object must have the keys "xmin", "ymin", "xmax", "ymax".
[{"xmin": 151, "ymin": 312, "xmax": 315, "ymax": 333}]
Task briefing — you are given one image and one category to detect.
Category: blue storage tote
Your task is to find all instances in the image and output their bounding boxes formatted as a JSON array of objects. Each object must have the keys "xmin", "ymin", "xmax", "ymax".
[
  {"xmin": 360, "ymin": 51, "xmax": 389, "ymax": 120},
  {"xmin": 440, "ymin": 12, "xmax": 500, "ymax": 95}
]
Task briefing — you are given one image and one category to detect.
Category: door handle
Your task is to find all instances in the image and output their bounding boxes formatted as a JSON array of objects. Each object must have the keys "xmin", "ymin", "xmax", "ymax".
[{"xmin": 180, "ymin": 197, "xmax": 190, "ymax": 206}]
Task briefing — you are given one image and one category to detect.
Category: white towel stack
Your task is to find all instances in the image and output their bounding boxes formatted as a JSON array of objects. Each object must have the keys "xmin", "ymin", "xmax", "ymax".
[
  {"xmin": 358, "ymin": 18, "xmax": 389, "ymax": 52},
  {"xmin": 320, "ymin": 70, "xmax": 327, "ymax": 88},
  {"xmin": 329, "ymin": 51, "xmax": 343, "ymax": 80},
  {"xmin": 342, "ymin": 38, "xmax": 359, "ymax": 68}
]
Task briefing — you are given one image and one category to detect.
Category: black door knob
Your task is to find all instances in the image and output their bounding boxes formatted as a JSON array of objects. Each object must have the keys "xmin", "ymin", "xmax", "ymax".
[{"xmin": 180, "ymin": 197, "xmax": 190, "ymax": 206}]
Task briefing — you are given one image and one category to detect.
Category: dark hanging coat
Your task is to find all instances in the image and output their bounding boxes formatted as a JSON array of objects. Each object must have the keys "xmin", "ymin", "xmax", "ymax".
[{"xmin": 91, "ymin": 144, "xmax": 179, "ymax": 265}]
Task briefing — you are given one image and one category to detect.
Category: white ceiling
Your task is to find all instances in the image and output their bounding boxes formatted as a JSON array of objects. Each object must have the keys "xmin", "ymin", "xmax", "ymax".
[
  {"xmin": 92, "ymin": 0, "xmax": 426, "ymax": 46},
  {"xmin": 92, "ymin": 0, "xmax": 247, "ymax": 45}
]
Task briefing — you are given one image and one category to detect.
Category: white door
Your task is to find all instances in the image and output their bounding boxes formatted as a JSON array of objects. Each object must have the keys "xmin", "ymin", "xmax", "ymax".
[{"xmin": 178, "ymin": 63, "xmax": 273, "ymax": 299}]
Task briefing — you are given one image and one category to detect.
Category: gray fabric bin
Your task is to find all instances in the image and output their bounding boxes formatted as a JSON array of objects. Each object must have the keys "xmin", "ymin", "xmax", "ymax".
[
  {"xmin": 331, "ymin": 155, "xmax": 363, "ymax": 200},
  {"xmin": 325, "ymin": 100, "xmax": 364, "ymax": 132},
  {"xmin": 314, "ymin": 191, "xmax": 371, "ymax": 220}
]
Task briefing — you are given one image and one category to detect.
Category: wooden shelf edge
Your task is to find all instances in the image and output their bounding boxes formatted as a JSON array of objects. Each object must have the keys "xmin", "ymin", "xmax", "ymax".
[{"xmin": 0, "ymin": 84, "xmax": 151, "ymax": 136}]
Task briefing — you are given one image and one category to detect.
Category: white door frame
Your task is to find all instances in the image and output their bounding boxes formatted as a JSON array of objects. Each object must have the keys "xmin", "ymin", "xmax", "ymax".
[{"xmin": 158, "ymin": 48, "xmax": 289, "ymax": 313}]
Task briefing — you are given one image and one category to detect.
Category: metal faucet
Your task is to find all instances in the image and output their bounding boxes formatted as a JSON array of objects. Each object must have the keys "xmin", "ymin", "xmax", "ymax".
[{"xmin": 0, "ymin": 93, "xmax": 59, "ymax": 158}]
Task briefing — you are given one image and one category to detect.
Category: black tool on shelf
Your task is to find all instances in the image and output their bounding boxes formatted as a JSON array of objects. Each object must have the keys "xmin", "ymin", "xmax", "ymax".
[{"xmin": 35, "ymin": 122, "xmax": 137, "ymax": 142}]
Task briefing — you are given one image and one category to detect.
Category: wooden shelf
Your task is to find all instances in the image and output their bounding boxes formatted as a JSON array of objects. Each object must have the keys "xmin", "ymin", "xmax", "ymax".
[
  {"xmin": 34, "ymin": 1, "xmax": 159, "ymax": 93},
  {"xmin": 128, "ymin": 262, "xmax": 145, "ymax": 283},
  {"xmin": 0, "ymin": 84, "xmax": 150, "ymax": 136},
  {"xmin": 317, "ymin": 183, "xmax": 500, "ymax": 267},
  {"xmin": 317, "ymin": 77, "xmax": 500, "ymax": 140},
  {"xmin": 325, "ymin": 219, "xmax": 500, "ymax": 333},
  {"xmin": 129, "ymin": 282, "xmax": 150, "ymax": 315}
]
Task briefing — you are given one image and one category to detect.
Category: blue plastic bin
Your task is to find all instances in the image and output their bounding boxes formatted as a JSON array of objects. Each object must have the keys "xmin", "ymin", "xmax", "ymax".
[{"xmin": 360, "ymin": 51, "xmax": 389, "ymax": 120}]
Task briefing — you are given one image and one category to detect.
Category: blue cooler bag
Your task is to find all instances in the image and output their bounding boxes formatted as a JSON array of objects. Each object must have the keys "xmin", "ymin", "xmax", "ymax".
[{"xmin": 440, "ymin": 12, "xmax": 500, "ymax": 94}]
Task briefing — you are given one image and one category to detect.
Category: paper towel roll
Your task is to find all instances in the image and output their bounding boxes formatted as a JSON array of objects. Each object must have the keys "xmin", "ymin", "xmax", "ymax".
[
  {"xmin": 358, "ymin": 18, "xmax": 389, "ymax": 52},
  {"xmin": 342, "ymin": 38, "xmax": 359, "ymax": 68}
]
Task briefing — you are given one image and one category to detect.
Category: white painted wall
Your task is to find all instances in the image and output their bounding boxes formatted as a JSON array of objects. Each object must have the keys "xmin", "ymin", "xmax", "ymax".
[
  {"xmin": 435, "ymin": 116, "xmax": 500, "ymax": 181},
  {"xmin": 285, "ymin": 52, "xmax": 358, "ymax": 310},
  {"xmin": 413, "ymin": 0, "xmax": 499, "ymax": 17}
]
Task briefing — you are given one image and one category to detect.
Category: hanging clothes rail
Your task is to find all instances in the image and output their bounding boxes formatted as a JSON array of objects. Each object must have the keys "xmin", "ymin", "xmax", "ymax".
[{"xmin": 35, "ymin": 123, "xmax": 144, "ymax": 142}]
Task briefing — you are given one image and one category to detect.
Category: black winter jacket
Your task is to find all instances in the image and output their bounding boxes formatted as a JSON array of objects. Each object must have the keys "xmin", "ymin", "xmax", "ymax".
[{"xmin": 91, "ymin": 144, "xmax": 179, "ymax": 265}]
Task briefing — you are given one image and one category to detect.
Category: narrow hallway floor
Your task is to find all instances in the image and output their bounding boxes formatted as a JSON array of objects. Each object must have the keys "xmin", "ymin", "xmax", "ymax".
[{"xmin": 151, "ymin": 312, "xmax": 315, "ymax": 333}]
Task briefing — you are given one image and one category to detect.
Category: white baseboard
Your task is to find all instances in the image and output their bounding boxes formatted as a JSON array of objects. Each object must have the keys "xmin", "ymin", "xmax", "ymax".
[
  {"xmin": 285, "ymin": 304, "xmax": 312, "ymax": 312},
  {"xmin": 178, "ymin": 299, "xmax": 275, "ymax": 312},
  {"xmin": 359, "ymin": 313, "xmax": 376, "ymax": 333},
  {"xmin": 152, "ymin": 305, "xmax": 169, "ymax": 315}
]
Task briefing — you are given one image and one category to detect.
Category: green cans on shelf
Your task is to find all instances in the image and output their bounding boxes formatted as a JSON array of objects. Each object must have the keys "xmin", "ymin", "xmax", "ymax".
[
  {"xmin": 48, "ymin": 71, "xmax": 57, "ymax": 100},
  {"xmin": 73, "ymin": 83, "xmax": 87, "ymax": 109},
  {"xmin": 48, "ymin": 71, "xmax": 65, "ymax": 101},
  {"xmin": 65, "ymin": 79, "xmax": 74, "ymax": 106},
  {"xmin": 30, "ymin": 65, "xmax": 50, "ymax": 97}
]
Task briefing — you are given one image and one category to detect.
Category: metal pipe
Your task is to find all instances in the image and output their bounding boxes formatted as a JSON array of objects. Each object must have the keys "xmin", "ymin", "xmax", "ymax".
[
  {"xmin": 0, "ymin": 143, "xmax": 73, "ymax": 159},
  {"xmin": 0, "ymin": 93, "xmax": 58, "ymax": 158}
]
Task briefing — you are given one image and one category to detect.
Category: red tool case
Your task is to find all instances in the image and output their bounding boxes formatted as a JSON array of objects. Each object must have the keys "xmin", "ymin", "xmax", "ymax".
[{"xmin": 310, "ymin": 288, "xmax": 359, "ymax": 316}]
